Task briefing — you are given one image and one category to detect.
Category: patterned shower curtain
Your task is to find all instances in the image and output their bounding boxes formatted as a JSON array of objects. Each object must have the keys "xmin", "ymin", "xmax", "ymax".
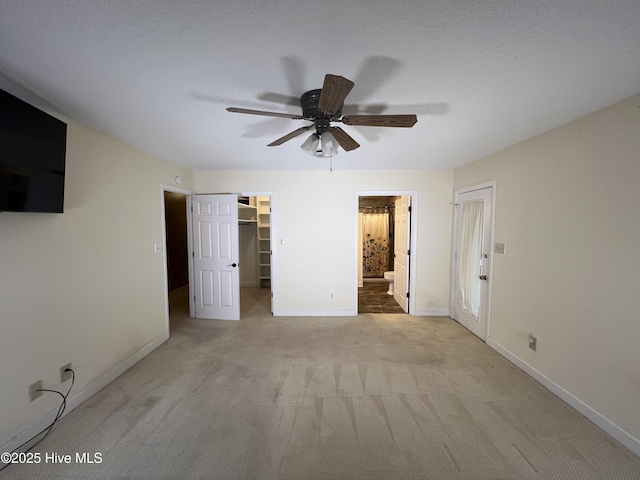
[{"xmin": 362, "ymin": 212, "xmax": 390, "ymax": 277}]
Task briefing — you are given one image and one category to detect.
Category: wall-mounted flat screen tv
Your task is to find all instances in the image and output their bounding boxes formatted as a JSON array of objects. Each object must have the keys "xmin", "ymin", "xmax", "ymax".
[{"xmin": 0, "ymin": 88, "xmax": 67, "ymax": 213}]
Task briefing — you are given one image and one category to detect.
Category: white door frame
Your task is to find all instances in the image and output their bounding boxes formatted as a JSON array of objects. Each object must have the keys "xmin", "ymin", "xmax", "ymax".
[
  {"xmin": 161, "ymin": 183, "xmax": 195, "ymax": 334},
  {"xmin": 355, "ymin": 191, "xmax": 418, "ymax": 315},
  {"xmin": 450, "ymin": 181, "xmax": 496, "ymax": 340}
]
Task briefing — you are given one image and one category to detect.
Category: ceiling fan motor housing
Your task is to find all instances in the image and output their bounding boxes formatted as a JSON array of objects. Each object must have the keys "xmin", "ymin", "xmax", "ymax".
[{"xmin": 301, "ymin": 89, "xmax": 342, "ymax": 121}]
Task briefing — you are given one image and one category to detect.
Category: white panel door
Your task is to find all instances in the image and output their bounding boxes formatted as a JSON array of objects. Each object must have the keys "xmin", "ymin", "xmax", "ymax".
[
  {"xmin": 393, "ymin": 196, "xmax": 411, "ymax": 313},
  {"xmin": 192, "ymin": 194, "xmax": 240, "ymax": 320},
  {"xmin": 453, "ymin": 187, "xmax": 492, "ymax": 339}
]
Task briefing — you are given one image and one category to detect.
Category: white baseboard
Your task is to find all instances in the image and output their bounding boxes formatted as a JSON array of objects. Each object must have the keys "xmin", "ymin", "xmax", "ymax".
[
  {"xmin": 1, "ymin": 332, "xmax": 169, "ymax": 456},
  {"xmin": 487, "ymin": 337, "xmax": 640, "ymax": 457},
  {"xmin": 273, "ymin": 308, "xmax": 451, "ymax": 317},
  {"xmin": 413, "ymin": 309, "xmax": 452, "ymax": 317}
]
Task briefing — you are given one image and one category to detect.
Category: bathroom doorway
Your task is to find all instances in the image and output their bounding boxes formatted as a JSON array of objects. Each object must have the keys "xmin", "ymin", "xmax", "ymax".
[{"xmin": 356, "ymin": 193, "xmax": 415, "ymax": 314}]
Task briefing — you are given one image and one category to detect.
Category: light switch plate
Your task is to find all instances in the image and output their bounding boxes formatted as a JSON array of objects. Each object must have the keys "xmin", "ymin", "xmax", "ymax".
[{"xmin": 494, "ymin": 242, "xmax": 506, "ymax": 254}]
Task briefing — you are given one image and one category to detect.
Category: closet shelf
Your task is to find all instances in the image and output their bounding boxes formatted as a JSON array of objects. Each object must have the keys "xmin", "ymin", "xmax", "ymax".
[
  {"xmin": 256, "ymin": 196, "xmax": 271, "ymax": 289},
  {"xmin": 238, "ymin": 203, "xmax": 258, "ymax": 223}
]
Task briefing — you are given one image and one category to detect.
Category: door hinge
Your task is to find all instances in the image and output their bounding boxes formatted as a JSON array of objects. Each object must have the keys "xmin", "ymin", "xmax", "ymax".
[
  {"xmin": 407, "ymin": 249, "xmax": 411, "ymax": 256},
  {"xmin": 192, "ymin": 251, "xmax": 195, "ymax": 257},
  {"xmin": 190, "ymin": 206, "xmax": 193, "ymax": 212},
  {"xmin": 407, "ymin": 292, "xmax": 410, "ymax": 298},
  {"xmin": 408, "ymin": 205, "xmax": 412, "ymax": 212}
]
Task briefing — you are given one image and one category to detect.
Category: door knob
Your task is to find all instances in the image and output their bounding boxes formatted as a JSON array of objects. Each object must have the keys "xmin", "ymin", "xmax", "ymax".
[
  {"xmin": 479, "ymin": 275, "xmax": 487, "ymax": 280},
  {"xmin": 228, "ymin": 263, "xmax": 237, "ymax": 267}
]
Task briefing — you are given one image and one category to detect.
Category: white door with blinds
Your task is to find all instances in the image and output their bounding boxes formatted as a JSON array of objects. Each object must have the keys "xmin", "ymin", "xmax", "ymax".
[{"xmin": 453, "ymin": 187, "xmax": 492, "ymax": 339}]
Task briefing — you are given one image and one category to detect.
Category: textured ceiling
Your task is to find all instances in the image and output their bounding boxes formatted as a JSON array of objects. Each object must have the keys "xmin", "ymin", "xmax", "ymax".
[{"xmin": 1, "ymin": 1, "xmax": 639, "ymax": 171}]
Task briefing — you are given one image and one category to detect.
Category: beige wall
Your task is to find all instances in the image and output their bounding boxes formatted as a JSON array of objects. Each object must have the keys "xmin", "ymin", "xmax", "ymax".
[
  {"xmin": 196, "ymin": 170, "xmax": 453, "ymax": 315},
  {"xmin": 454, "ymin": 93, "xmax": 640, "ymax": 446},
  {"xmin": 0, "ymin": 86, "xmax": 194, "ymax": 446}
]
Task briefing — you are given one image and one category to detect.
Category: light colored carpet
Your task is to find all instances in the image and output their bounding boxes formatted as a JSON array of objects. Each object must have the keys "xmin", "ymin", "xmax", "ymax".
[{"xmin": 4, "ymin": 287, "xmax": 640, "ymax": 479}]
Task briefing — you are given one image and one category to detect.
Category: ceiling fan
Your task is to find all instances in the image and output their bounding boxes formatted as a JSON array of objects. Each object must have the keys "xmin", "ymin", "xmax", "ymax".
[{"xmin": 226, "ymin": 74, "xmax": 417, "ymax": 157}]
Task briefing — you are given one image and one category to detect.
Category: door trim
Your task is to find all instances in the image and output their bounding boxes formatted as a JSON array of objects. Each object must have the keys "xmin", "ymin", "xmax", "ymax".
[
  {"xmin": 355, "ymin": 190, "xmax": 419, "ymax": 315},
  {"xmin": 450, "ymin": 181, "xmax": 496, "ymax": 340}
]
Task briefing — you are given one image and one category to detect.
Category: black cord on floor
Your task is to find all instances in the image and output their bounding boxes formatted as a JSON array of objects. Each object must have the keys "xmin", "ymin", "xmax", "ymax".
[{"xmin": 0, "ymin": 369, "xmax": 75, "ymax": 473}]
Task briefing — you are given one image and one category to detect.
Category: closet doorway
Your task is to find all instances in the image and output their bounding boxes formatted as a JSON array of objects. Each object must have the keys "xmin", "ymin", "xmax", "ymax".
[
  {"xmin": 188, "ymin": 193, "xmax": 274, "ymax": 320},
  {"xmin": 163, "ymin": 190, "xmax": 273, "ymax": 332},
  {"xmin": 356, "ymin": 192, "xmax": 416, "ymax": 314},
  {"xmin": 238, "ymin": 195, "xmax": 273, "ymax": 312}
]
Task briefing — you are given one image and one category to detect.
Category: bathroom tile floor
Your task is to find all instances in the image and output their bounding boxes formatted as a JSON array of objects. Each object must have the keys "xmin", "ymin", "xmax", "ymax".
[{"xmin": 358, "ymin": 280, "xmax": 405, "ymax": 313}]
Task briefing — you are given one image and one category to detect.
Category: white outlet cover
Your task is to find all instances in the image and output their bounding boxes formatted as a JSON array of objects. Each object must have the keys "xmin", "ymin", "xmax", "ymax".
[{"xmin": 154, "ymin": 243, "xmax": 163, "ymax": 254}]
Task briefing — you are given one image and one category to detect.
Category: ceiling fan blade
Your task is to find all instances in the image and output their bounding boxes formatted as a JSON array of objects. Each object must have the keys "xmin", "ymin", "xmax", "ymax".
[
  {"xmin": 341, "ymin": 114, "xmax": 417, "ymax": 128},
  {"xmin": 227, "ymin": 107, "xmax": 303, "ymax": 119},
  {"xmin": 330, "ymin": 127, "xmax": 360, "ymax": 151},
  {"xmin": 267, "ymin": 124, "xmax": 313, "ymax": 146},
  {"xmin": 317, "ymin": 74, "xmax": 355, "ymax": 116}
]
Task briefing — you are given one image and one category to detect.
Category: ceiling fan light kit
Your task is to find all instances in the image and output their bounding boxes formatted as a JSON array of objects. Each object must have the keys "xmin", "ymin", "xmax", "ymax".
[
  {"xmin": 320, "ymin": 131, "xmax": 339, "ymax": 157},
  {"xmin": 300, "ymin": 131, "xmax": 338, "ymax": 158},
  {"xmin": 227, "ymin": 73, "xmax": 418, "ymax": 159},
  {"xmin": 300, "ymin": 133, "xmax": 319, "ymax": 156}
]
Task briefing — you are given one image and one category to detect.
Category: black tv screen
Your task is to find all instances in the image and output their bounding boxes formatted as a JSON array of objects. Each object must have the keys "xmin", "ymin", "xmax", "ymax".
[{"xmin": 0, "ymin": 88, "xmax": 67, "ymax": 213}]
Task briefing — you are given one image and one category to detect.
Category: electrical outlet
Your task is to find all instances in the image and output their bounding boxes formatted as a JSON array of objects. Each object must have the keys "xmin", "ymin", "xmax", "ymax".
[
  {"xmin": 330, "ymin": 293, "xmax": 334, "ymax": 299},
  {"xmin": 60, "ymin": 363, "xmax": 73, "ymax": 383},
  {"xmin": 29, "ymin": 380, "xmax": 43, "ymax": 401},
  {"xmin": 528, "ymin": 334, "xmax": 537, "ymax": 351}
]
